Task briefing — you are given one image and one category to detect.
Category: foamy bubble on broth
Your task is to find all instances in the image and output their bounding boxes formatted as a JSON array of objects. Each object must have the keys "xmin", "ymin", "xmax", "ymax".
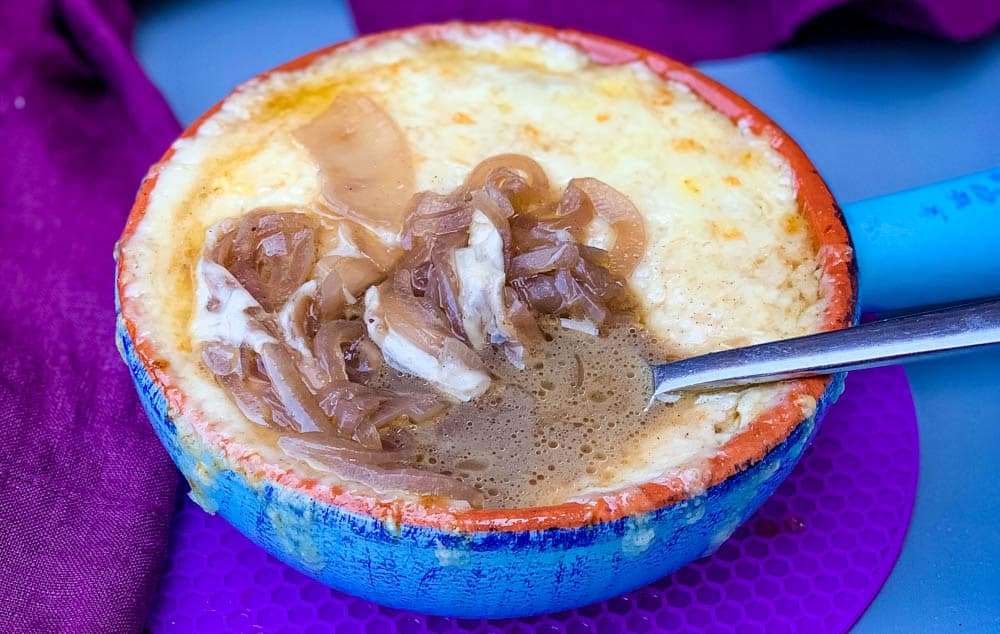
[{"xmin": 374, "ymin": 318, "xmax": 707, "ymax": 508}]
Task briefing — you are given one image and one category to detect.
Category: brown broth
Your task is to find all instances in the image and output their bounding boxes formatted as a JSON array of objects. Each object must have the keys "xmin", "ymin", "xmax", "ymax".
[{"xmin": 372, "ymin": 320, "xmax": 693, "ymax": 508}]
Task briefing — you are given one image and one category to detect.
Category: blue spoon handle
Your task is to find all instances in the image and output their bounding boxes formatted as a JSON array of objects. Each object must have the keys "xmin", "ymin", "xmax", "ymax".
[{"xmin": 842, "ymin": 168, "xmax": 1000, "ymax": 312}]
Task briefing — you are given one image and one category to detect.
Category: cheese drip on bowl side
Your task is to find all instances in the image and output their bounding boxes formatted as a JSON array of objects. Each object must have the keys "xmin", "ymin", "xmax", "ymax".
[{"xmin": 119, "ymin": 25, "xmax": 825, "ymax": 509}]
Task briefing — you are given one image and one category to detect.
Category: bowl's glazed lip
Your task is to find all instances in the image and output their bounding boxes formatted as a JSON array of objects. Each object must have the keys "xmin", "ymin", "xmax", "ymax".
[{"xmin": 117, "ymin": 20, "xmax": 857, "ymax": 533}]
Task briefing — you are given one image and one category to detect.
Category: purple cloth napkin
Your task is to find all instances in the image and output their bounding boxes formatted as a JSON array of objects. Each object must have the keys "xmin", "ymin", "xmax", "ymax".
[
  {"xmin": 0, "ymin": 0, "xmax": 180, "ymax": 631},
  {"xmin": 0, "ymin": 0, "xmax": 996, "ymax": 632},
  {"xmin": 349, "ymin": 0, "xmax": 1000, "ymax": 62}
]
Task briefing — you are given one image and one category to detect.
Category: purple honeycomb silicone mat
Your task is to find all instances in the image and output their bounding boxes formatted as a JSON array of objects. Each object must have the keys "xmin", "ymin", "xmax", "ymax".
[{"xmin": 146, "ymin": 366, "xmax": 918, "ymax": 633}]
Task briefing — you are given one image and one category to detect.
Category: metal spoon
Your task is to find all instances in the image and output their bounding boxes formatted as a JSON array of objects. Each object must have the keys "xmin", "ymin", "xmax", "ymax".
[{"xmin": 651, "ymin": 296, "xmax": 1000, "ymax": 401}]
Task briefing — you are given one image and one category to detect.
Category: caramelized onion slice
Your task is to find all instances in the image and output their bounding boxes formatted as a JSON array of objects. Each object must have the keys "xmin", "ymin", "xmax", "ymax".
[
  {"xmin": 317, "ymin": 381, "xmax": 445, "ymax": 448},
  {"xmin": 509, "ymin": 215, "xmax": 572, "ymax": 255},
  {"xmin": 343, "ymin": 332, "xmax": 383, "ymax": 383},
  {"xmin": 218, "ymin": 210, "xmax": 319, "ymax": 311},
  {"xmin": 401, "ymin": 192, "xmax": 473, "ymax": 249},
  {"xmin": 499, "ymin": 287, "xmax": 541, "ymax": 369},
  {"xmin": 278, "ymin": 434, "xmax": 407, "ymax": 466},
  {"xmin": 279, "ymin": 437, "xmax": 484, "ymax": 507},
  {"xmin": 294, "ymin": 94, "xmax": 415, "ymax": 236},
  {"xmin": 504, "ymin": 286, "xmax": 542, "ymax": 339},
  {"xmin": 258, "ymin": 342, "xmax": 329, "ymax": 434},
  {"xmin": 276, "ymin": 281, "xmax": 318, "ymax": 356},
  {"xmin": 512, "ymin": 269, "xmax": 608, "ymax": 325},
  {"xmin": 219, "ymin": 372, "xmax": 272, "ymax": 427},
  {"xmin": 398, "ymin": 197, "xmax": 471, "ymax": 339},
  {"xmin": 573, "ymin": 246, "xmax": 627, "ymax": 301},
  {"xmin": 369, "ymin": 390, "xmax": 447, "ymax": 428},
  {"xmin": 516, "ymin": 184, "xmax": 594, "ymax": 243},
  {"xmin": 463, "ymin": 154, "xmax": 549, "ymax": 211},
  {"xmin": 201, "ymin": 342, "xmax": 241, "ymax": 376},
  {"xmin": 315, "ymin": 256, "xmax": 383, "ymax": 305},
  {"xmin": 509, "ymin": 242, "xmax": 580, "ymax": 279},
  {"xmin": 313, "ymin": 269, "xmax": 347, "ymax": 321},
  {"xmin": 567, "ymin": 178, "xmax": 647, "ymax": 277},
  {"xmin": 318, "ymin": 381, "xmax": 390, "ymax": 449},
  {"xmin": 209, "ymin": 345, "xmax": 275, "ymax": 428},
  {"xmin": 313, "ymin": 320, "xmax": 361, "ymax": 382},
  {"xmin": 424, "ymin": 246, "xmax": 467, "ymax": 343},
  {"xmin": 312, "ymin": 222, "xmax": 398, "ymax": 316},
  {"xmin": 319, "ymin": 221, "xmax": 401, "ymax": 274},
  {"xmin": 312, "ymin": 320, "xmax": 383, "ymax": 384},
  {"xmin": 364, "ymin": 278, "xmax": 490, "ymax": 402}
]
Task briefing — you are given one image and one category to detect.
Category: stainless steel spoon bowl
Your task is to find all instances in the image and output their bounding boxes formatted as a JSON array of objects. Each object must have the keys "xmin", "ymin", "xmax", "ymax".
[{"xmin": 652, "ymin": 296, "xmax": 1000, "ymax": 401}]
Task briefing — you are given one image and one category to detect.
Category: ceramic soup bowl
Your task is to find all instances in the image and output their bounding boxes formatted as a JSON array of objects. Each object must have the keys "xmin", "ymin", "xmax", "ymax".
[{"xmin": 115, "ymin": 21, "xmax": 857, "ymax": 618}]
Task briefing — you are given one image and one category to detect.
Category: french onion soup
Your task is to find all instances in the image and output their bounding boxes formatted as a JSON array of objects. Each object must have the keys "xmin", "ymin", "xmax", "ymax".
[{"xmin": 119, "ymin": 27, "xmax": 832, "ymax": 510}]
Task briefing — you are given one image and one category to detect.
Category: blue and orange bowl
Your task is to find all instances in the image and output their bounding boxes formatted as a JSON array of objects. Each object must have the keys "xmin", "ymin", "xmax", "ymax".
[{"xmin": 115, "ymin": 22, "xmax": 858, "ymax": 619}]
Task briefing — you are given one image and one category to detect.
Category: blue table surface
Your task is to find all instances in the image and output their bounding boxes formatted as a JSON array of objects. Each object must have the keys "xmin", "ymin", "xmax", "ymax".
[{"xmin": 134, "ymin": 3, "xmax": 1000, "ymax": 631}]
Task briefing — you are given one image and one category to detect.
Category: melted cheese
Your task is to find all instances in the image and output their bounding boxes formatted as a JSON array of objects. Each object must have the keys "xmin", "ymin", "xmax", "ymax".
[
  {"xmin": 120, "ymin": 25, "xmax": 826, "ymax": 504},
  {"xmin": 454, "ymin": 210, "xmax": 510, "ymax": 350},
  {"xmin": 363, "ymin": 285, "xmax": 491, "ymax": 401},
  {"xmin": 192, "ymin": 259, "xmax": 277, "ymax": 353}
]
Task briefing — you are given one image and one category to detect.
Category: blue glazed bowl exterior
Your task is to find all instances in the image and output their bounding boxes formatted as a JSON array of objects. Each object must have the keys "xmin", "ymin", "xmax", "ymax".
[{"xmin": 117, "ymin": 307, "xmax": 845, "ymax": 618}]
